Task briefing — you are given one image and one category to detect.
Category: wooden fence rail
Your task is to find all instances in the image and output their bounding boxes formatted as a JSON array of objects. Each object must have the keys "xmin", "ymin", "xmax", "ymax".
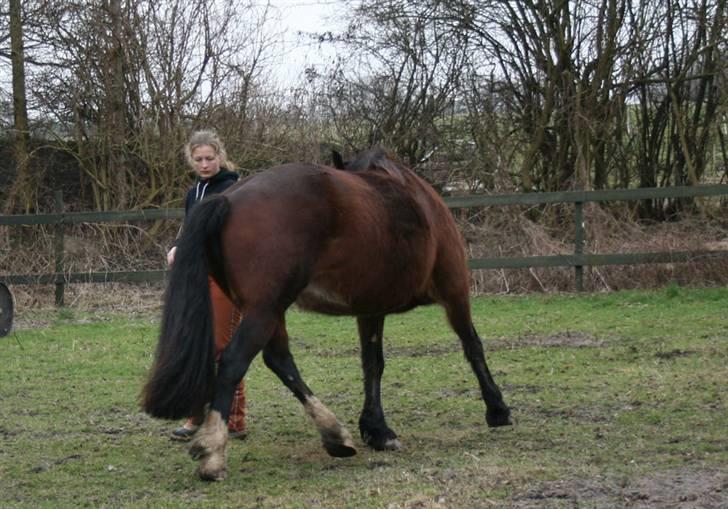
[{"xmin": 2, "ymin": 185, "xmax": 727, "ymax": 305}]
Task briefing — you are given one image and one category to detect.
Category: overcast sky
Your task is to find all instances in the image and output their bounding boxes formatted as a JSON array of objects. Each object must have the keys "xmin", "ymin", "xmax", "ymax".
[{"xmin": 270, "ymin": 0, "xmax": 347, "ymax": 85}]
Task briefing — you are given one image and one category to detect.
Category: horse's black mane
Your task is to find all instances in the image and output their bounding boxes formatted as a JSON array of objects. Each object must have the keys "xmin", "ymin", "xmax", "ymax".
[{"xmin": 332, "ymin": 148, "xmax": 404, "ymax": 181}]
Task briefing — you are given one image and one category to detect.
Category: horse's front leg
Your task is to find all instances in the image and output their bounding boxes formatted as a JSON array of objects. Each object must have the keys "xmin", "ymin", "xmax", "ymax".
[
  {"xmin": 189, "ymin": 314, "xmax": 269, "ymax": 481},
  {"xmin": 357, "ymin": 315, "xmax": 401, "ymax": 450},
  {"xmin": 262, "ymin": 319, "xmax": 357, "ymax": 457}
]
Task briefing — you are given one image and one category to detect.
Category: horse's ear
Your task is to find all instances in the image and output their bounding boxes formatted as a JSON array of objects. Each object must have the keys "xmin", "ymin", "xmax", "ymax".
[{"xmin": 331, "ymin": 150, "xmax": 346, "ymax": 170}]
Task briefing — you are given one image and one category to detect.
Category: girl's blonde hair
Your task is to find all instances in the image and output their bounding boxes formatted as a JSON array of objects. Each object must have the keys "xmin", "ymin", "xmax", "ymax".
[{"xmin": 184, "ymin": 130, "xmax": 236, "ymax": 170}]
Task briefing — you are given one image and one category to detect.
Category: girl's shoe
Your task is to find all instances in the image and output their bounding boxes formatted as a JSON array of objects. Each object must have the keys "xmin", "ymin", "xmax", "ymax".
[
  {"xmin": 228, "ymin": 429, "xmax": 247, "ymax": 440},
  {"xmin": 170, "ymin": 423, "xmax": 199, "ymax": 442}
]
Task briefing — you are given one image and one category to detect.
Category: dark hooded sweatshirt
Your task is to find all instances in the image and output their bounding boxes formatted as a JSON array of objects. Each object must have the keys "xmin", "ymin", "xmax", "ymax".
[
  {"xmin": 183, "ymin": 167, "xmax": 239, "ymax": 213},
  {"xmin": 172, "ymin": 167, "xmax": 239, "ymax": 247}
]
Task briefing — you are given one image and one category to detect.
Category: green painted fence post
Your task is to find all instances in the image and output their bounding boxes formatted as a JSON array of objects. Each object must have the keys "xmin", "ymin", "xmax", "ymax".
[
  {"xmin": 574, "ymin": 201, "xmax": 584, "ymax": 292},
  {"xmin": 54, "ymin": 191, "xmax": 64, "ymax": 306}
]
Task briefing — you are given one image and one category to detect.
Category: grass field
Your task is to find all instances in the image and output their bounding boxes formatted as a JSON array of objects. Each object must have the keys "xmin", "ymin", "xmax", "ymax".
[{"xmin": 1, "ymin": 286, "xmax": 727, "ymax": 508}]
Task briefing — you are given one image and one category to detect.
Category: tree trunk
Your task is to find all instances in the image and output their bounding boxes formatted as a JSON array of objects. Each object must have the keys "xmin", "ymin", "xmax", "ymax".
[
  {"xmin": 104, "ymin": 0, "xmax": 128, "ymax": 210},
  {"xmin": 4, "ymin": 0, "xmax": 32, "ymax": 214}
]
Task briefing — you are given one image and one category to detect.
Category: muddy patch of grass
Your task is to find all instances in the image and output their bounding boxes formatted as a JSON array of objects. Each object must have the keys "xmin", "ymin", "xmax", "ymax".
[
  {"xmin": 512, "ymin": 467, "xmax": 727, "ymax": 508},
  {"xmin": 301, "ymin": 332, "xmax": 605, "ymax": 360},
  {"xmin": 654, "ymin": 348, "xmax": 698, "ymax": 360}
]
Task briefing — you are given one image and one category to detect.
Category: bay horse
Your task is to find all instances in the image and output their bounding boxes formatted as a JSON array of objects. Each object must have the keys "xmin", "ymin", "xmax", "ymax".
[{"xmin": 142, "ymin": 148, "xmax": 511, "ymax": 481}]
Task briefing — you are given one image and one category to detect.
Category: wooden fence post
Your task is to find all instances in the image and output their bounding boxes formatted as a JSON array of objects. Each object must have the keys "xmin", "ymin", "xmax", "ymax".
[
  {"xmin": 54, "ymin": 191, "xmax": 65, "ymax": 306},
  {"xmin": 574, "ymin": 200, "xmax": 584, "ymax": 292}
]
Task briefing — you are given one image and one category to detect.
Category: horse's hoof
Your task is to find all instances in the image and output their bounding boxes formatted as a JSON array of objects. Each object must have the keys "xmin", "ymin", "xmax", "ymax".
[
  {"xmin": 366, "ymin": 437, "xmax": 402, "ymax": 451},
  {"xmin": 362, "ymin": 431, "xmax": 402, "ymax": 451},
  {"xmin": 486, "ymin": 409, "xmax": 512, "ymax": 427},
  {"xmin": 189, "ymin": 443, "xmax": 207, "ymax": 461},
  {"xmin": 382, "ymin": 437, "xmax": 402, "ymax": 450},
  {"xmin": 197, "ymin": 466, "xmax": 226, "ymax": 482},
  {"xmin": 323, "ymin": 440, "xmax": 357, "ymax": 458}
]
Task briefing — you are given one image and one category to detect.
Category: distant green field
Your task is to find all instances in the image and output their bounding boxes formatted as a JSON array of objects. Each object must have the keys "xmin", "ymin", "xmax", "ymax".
[{"xmin": 1, "ymin": 287, "xmax": 726, "ymax": 508}]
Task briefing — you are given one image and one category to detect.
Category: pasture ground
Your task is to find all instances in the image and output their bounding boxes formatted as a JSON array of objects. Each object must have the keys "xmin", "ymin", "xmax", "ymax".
[{"xmin": 1, "ymin": 286, "xmax": 726, "ymax": 508}]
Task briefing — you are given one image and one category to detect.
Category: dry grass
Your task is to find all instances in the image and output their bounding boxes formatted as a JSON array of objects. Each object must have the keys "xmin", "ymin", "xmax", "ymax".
[{"xmin": 460, "ymin": 203, "xmax": 728, "ymax": 294}]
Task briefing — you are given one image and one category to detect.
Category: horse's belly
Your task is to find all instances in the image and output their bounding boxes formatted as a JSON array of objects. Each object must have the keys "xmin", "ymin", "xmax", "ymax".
[
  {"xmin": 296, "ymin": 283, "xmax": 354, "ymax": 315},
  {"xmin": 296, "ymin": 279, "xmax": 431, "ymax": 316}
]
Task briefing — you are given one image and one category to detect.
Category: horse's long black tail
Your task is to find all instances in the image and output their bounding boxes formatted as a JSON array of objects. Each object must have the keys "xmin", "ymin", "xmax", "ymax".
[{"xmin": 142, "ymin": 195, "xmax": 231, "ymax": 420}]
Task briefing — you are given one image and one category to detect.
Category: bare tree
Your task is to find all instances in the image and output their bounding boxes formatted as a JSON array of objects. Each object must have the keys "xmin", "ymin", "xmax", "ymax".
[
  {"xmin": 626, "ymin": 0, "xmax": 727, "ymax": 217},
  {"xmin": 388, "ymin": 0, "xmax": 728, "ymax": 204},
  {"xmin": 321, "ymin": 0, "xmax": 469, "ymax": 167},
  {"xmin": 1, "ymin": 0, "xmax": 724, "ymax": 219},
  {"xmin": 4, "ymin": 0, "xmax": 31, "ymax": 213},
  {"xmin": 8, "ymin": 0, "xmax": 279, "ymax": 211}
]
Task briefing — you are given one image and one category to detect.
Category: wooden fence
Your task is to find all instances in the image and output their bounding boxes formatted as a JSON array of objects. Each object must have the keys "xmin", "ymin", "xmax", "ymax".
[{"xmin": 2, "ymin": 185, "xmax": 728, "ymax": 305}]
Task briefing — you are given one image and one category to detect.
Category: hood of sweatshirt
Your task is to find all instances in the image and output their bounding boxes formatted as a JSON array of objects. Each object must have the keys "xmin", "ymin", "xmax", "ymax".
[{"xmin": 185, "ymin": 167, "xmax": 239, "ymax": 212}]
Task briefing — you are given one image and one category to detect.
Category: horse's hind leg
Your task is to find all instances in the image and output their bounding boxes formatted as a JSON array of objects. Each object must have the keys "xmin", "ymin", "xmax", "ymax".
[
  {"xmin": 262, "ymin": 318, "xmax": 357, "ymax": 457},
  {"xmin": 190, "ymin": 311, "xmax": 274, "ymax": 481},
  {"xmin": 189, "ymin": 408, "xmax": 228, "ymax": 481},
  {"xmin": 444, "ymin": 301, "xmax": 511, "ymax": 427},
  {"xmin": 357, "ymin": 315, "xmax": 401, "ymax": 450}
]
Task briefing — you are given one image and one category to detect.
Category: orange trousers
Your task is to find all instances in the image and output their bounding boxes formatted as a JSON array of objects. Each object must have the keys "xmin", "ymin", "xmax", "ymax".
[{"xmin": 207, "ymin": 277, "xmax": 246, "ymax": 432}]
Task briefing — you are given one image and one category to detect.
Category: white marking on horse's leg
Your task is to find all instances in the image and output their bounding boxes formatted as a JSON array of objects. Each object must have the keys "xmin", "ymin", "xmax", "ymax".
[
  {"xmin": 384, "ymin": 437, "xmax": 402, "ymax": 450},
  {"xmin": 303, "ymin": 396, "xmax": 357, "ymax": 457},
  {"xmin": 189, "ymin": 410, "xmax": 228, "ymax": 481}
]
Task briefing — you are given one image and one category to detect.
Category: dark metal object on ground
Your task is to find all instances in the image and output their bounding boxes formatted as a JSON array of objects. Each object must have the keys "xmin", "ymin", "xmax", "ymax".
[{"xmin": 0, "ymin": 282, "xmax": 13, "ymax": 337}]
